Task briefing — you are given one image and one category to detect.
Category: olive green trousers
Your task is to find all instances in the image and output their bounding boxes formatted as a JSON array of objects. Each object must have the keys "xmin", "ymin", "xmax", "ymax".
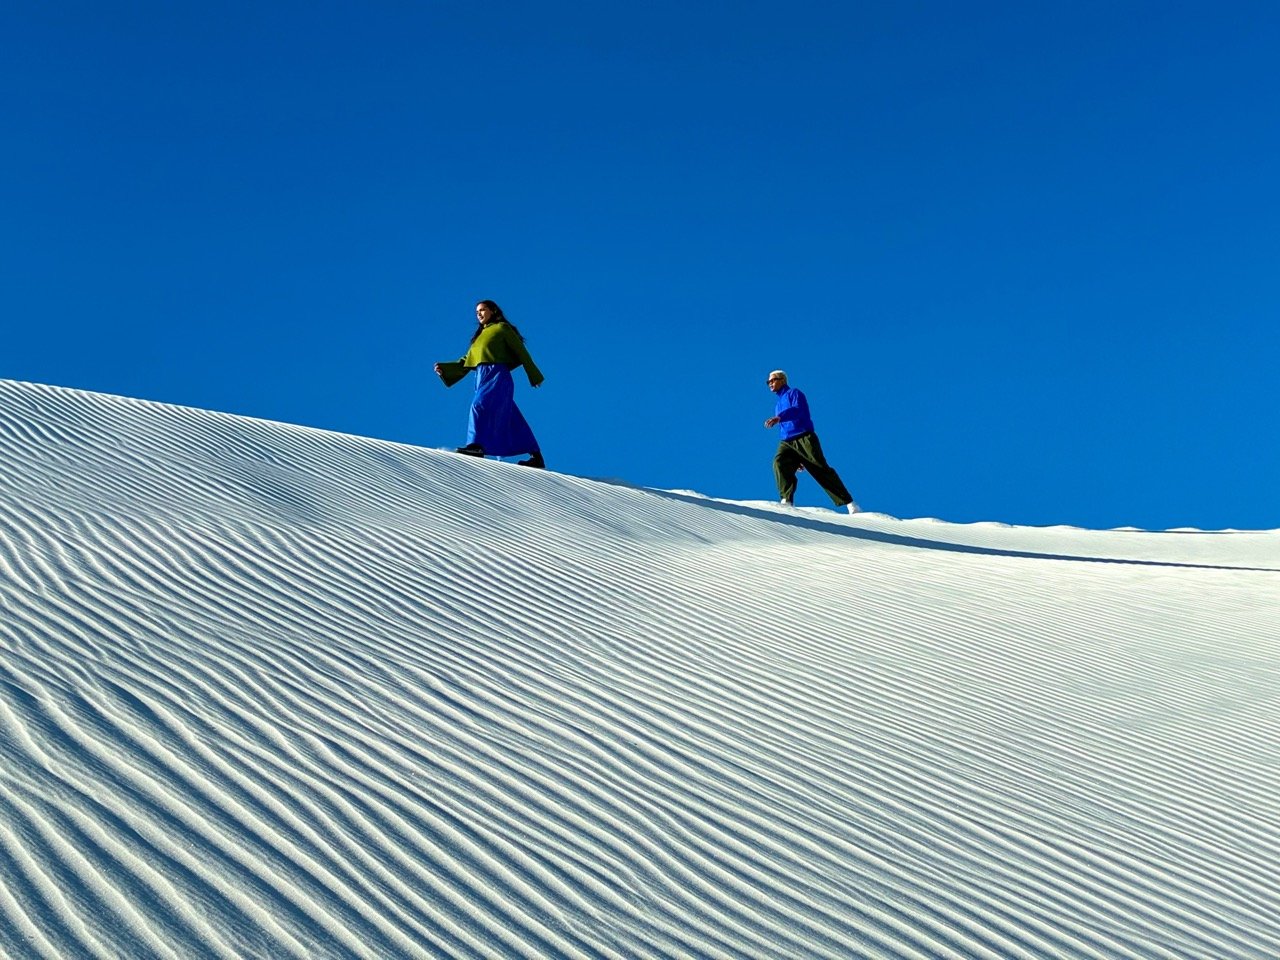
[{"xmin": 774, "ymin": 431, "xmax": 854, "ymax": 507}]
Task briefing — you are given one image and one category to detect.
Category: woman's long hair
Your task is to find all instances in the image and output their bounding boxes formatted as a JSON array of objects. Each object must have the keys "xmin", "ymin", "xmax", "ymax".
[{"xmin": 471, "ymin": 299, "xmax": 525, "ymax": 344}]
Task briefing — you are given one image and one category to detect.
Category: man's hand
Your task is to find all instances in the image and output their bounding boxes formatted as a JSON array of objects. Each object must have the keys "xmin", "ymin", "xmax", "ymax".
[{"xmin": 764, "ymin": 416, "xmax": 781, "ymax": 428}]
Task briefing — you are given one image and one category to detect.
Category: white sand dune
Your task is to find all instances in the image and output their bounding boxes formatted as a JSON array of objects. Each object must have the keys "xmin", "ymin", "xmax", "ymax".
[{"xmin": 0, "ymin": 379, "xmax": 1276, "ymax": 959}]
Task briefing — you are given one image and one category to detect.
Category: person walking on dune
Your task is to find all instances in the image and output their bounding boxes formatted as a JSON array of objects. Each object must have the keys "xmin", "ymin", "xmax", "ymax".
[
  {"xmin": 764, "ymin": 370, "xmax": 859, "ymax": 513},
  {"xmin": 435, "ymin": 300, "xmax": 546, "ymax": 468}
]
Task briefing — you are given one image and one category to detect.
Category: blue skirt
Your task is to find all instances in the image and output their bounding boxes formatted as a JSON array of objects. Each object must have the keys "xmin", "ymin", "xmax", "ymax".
[{"xmin": 467, "ymin": 364, "xmax": 540, "ymax": 457}]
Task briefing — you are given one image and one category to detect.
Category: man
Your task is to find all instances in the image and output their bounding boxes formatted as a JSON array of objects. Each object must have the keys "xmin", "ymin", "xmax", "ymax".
[{"xmin": 764, "ymin": 370, "xmax": 859, "ymax": 513}]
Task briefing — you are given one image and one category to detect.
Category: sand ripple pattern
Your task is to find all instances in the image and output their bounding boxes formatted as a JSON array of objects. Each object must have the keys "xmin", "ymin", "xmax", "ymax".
[{"xmin": 0, "ymin": 380, "xmax": 1277, "ymax": 959}]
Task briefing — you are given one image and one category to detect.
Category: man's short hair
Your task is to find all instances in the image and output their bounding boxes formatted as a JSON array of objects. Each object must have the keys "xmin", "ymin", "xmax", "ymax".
[{"xmin": 768, "ymin": 369, "xmax": 787, "ymax": 382}]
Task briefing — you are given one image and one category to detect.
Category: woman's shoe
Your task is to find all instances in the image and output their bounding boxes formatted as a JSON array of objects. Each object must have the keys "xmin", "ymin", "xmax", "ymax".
[
  {"xmin": 456, "ymin": 444, "xmax": 485, "ymax": 457},
  {"xmin": 518, "ymin": 451, "xmax": 545, "ymax": 469}
]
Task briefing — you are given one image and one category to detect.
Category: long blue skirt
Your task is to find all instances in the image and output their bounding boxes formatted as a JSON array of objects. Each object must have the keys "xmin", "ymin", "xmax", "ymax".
[{"xmin": 466, "ymin": 363, "xmax": 540, "ymax": 457}]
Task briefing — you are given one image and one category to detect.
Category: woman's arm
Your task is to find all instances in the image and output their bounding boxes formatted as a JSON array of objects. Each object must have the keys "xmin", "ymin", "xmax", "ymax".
[
  {"xmin": 505, "ymin": 326, "xmax": 544, "ymax": 387},
  {"xmin": 434, "ymin": 360, "xmax": 470, "ymax": 387}
]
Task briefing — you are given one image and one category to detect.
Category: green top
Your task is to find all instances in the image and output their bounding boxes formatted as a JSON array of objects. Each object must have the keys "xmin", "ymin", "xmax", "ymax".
[{"xmin": 436, "ymin": 321, "xmax": 545, "ymax": 388}]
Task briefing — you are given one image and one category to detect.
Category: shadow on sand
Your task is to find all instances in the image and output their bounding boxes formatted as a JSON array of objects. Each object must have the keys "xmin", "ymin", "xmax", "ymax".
[{"xmin": 635, "ymin": 487, "xmax": 1280, "ymax": 574}]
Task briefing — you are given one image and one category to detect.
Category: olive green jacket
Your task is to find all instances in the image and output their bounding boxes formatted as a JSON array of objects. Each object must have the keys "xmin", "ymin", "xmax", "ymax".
[{"xmin": 436, "ymin": 321, "xmax": 545, "ymax": 388}]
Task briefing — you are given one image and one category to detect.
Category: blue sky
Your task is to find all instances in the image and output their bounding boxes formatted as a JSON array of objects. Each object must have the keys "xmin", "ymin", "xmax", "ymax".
[{"xmin": 5, "ymin": 1, "xmax": 1278, "ymax": 530}]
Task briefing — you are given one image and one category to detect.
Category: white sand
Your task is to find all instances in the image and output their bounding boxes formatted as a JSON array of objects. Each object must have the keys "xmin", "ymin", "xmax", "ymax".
[{"xmin": 0, "ymin": 379, "xmax": 1276, "ymax": 959}]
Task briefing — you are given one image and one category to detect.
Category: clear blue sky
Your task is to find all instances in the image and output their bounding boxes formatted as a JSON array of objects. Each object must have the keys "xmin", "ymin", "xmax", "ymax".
[{"xmin": 4, "ymin": 1, "xmax": 1277, "ymax": 530}]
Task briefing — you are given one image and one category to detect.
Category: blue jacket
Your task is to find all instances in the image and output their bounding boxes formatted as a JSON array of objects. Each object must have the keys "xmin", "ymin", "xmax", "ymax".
[{"xmin": 774, "ymin": 386, "xmax": 815, "ymax": 440}]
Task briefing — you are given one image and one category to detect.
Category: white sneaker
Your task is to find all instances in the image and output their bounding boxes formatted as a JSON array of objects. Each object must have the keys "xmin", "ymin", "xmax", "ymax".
[
  {"xmin": 780, "ymin": 499, "xmax": 793, "ymax": 507},
  {"xmin": 846, "ymin": 501, "xmax": 860, "ymax": 515}
]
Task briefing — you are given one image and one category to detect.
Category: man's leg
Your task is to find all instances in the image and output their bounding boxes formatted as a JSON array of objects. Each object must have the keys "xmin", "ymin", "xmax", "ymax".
[
  {"xmin": 794, "ymin": 433, "xmax": 854, "ymax": 507},
  {"xmin": 773, "ymin": 441, "xmax": 802, "ymax": 503}
]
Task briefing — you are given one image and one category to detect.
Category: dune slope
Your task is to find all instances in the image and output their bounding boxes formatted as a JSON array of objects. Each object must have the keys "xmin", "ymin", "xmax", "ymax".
[{"xmin": 0, "ymin": 380, "xmax": 1276, "ymax": 959}]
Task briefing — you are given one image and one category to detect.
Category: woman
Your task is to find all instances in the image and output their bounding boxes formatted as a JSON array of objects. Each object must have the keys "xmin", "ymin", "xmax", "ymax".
[{"xmin": 435, "ymin": 300, "xmax": 546, "ymax": 468}]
